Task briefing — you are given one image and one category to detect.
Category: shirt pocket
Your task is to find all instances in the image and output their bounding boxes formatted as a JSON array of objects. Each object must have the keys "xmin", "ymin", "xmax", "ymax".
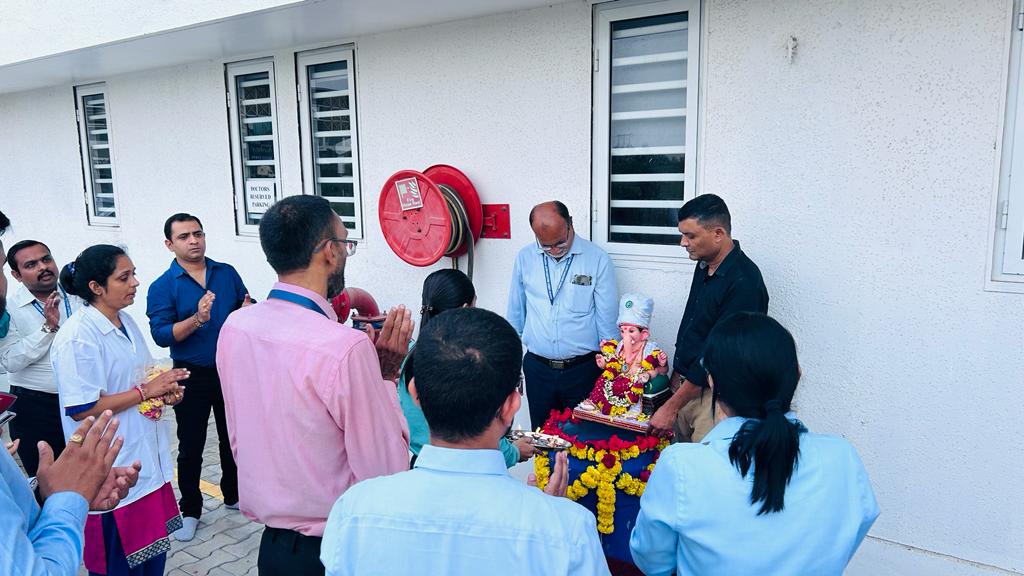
[{"xmin": 564, "ymin": 281, "xmax": 595, "ymax": 315}]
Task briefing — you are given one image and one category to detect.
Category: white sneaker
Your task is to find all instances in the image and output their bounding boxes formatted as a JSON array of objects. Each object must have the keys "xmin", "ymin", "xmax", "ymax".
[
  {"xmin": 174, "ymin": 517, "xmax": 199, "ymax": 542},
  {"xmin": 225, "ymin": 501, "xmax": 239, "ymax": 510}
]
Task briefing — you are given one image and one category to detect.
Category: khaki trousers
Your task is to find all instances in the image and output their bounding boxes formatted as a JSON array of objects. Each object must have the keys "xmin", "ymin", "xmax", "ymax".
[{"xmin": 673, "ymin": 388, "xmax": 723, "ymax": 443}]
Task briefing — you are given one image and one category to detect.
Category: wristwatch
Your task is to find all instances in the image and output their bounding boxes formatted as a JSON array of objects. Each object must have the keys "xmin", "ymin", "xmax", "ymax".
[{"xmin": 40, "ymin": 323, "xmax": 59, "ymax": 334}]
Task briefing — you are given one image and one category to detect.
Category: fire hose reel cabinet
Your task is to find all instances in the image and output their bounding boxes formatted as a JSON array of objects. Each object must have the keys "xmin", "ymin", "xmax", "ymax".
[{"xmin": 378, "ymin": 165, "xmax": 485, "ymax": 267}]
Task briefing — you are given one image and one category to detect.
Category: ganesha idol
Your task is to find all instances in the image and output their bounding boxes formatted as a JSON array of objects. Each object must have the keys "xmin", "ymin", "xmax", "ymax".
[
  {"xmin": 535, "ymin": 293, "xmax": 672, "ymax": 564},
  {"xmin": 573, "ymin": 293, "xmax": 671, "ymax": 432}
]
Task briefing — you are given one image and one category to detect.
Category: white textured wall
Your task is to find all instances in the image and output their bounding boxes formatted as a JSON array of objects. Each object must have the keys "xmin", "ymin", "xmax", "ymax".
[
  {"xmin": 0, "ymin": 1, "xmax": 1021, "ymax": 573},
  {"xmin": 0, "ymin": 0, "xmax": 299, "ymax": 66},
  {"xmin": 696, "ymin": 1, "xmax": 1021, "ymax": 573}
]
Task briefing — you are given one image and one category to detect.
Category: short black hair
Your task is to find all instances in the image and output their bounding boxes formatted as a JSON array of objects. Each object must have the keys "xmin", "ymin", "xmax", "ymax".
[
  {"xmin": 412, "ymin": 307, "xmax": 522, "ymax": 443},
  {"xmin": 0, "ymin": 211, "xmax": 9, "ymax": 236},
  {"xmin": 258, "ymin": 196, "xmax": 337, "ymax": 274},
  {"xmin": 164, "ymin": 213, "xmax": 203, "ymax": 240},
  {"xmin": 678, "ymin": 194, "xmax": 731, "ymax": 234},
  {"xmin": 6, "ymin": 240, "xmax": 49, "ymax": 273},
  {"xmin": 528, "ymin": 201, "xmax": 571, "ymax": 226}
]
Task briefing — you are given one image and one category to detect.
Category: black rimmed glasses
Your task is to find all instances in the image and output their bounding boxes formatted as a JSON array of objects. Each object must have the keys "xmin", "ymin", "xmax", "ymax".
[{"xmin": 317, "ymin": 237, "xmax": 358, "ymax": 257}]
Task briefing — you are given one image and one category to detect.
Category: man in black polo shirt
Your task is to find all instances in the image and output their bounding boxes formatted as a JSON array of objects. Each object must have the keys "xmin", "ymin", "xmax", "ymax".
[{"xmin": 648, "ymin": 194, "xmax": 769, "ymax": 442}]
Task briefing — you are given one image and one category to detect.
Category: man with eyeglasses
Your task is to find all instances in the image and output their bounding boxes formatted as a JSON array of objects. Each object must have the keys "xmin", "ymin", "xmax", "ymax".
[
  {"xmin": 217, "ymin": 196, "xmax": 411, "ymax": 576},
  {"xmin": 145, "ymin": 212, "xmax": 253, "ymax": 541},
  {"xmin": 507, "ymin": 201, "xmax": 618, "ymax": 429}
]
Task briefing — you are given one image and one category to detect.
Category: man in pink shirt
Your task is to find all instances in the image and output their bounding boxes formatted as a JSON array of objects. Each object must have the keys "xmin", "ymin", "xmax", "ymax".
[{"xmin": 217, "ymin": 195, "xmax": 412, "ymax": 576}]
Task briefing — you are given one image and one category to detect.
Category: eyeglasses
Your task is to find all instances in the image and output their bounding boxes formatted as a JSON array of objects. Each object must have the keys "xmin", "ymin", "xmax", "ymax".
[
  {"xmin": 317, "ymin": 237, "xmax": 358, "ymax": 257},
  {"xmin": 537, "ymin": 226, "xmax": 572, "ymax": 253},
  {"xmin": 517, "ymin": 374, "xmax": 525, "ymax": 396},
  {"xmin": 699, "ymin": 356, "xmax": 708, "ymax": 374}
]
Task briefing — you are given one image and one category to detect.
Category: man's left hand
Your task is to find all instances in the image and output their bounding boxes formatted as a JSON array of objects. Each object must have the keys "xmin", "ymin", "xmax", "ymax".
[
  {"xmin": 375, "ymin": 306, "xmax": 414, "ymax": 381},
  {"xmin": 90, "ymin": 461, "xmax": 142, "ymax": 511}
]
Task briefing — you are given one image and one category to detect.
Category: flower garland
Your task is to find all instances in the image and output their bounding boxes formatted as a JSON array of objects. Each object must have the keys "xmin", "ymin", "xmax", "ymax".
[
  {"xmin": 588, "ymin": 340, "xmax": 663, "ymax": 418},
  {"xmin": 534, "ymin": 409, "xmax": 669, "ymax": 534}
]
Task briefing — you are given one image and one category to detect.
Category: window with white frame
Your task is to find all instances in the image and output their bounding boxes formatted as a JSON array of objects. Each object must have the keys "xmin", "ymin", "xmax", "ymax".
[
  {"xmin": 226, "ymin": 59, "xmax": 282, "ymax": 235},
  {"xmin": 592, "ymin": 0, "xmax": 700, "ymax": 257},
  {"xmin": 297, "ymin": 46, "xmax": 363, "ymax": 237},
  {"xmin": 74, "ymin": 83, "xmax": 119, "ymax": 226},
  {"xmin": 994, "ymin": 6, "xmax": 1024, "ymax": 279}
]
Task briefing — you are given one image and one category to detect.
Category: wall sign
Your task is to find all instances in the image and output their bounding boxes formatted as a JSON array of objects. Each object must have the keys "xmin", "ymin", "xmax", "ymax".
[{"xmin": 246, "ymin": 180, "xmax": 275, "ymax": 215}]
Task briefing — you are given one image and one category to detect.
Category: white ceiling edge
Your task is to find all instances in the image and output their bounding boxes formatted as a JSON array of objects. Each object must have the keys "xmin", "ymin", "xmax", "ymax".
[{"xmin": 0, "ymin": 0, "xmax": 572, "ymax": 96}]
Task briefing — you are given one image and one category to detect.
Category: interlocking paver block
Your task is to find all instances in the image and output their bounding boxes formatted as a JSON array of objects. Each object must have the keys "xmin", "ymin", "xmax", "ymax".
[{"xmin": 178, "ymin": 549, "xmax": 238, "ymax": 575}]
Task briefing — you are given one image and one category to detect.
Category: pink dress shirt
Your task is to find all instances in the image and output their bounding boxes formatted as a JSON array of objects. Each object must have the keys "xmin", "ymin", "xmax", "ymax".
[{"xmin": 217, "ymin": 282, "xmax": 409, "ymax": 536}]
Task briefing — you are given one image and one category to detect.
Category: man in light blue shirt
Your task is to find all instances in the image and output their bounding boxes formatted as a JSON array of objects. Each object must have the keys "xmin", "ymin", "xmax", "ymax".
[
  {"xmin": 507, "ymin": 201, "xmax": 618, "ymax": 427},
  {"xmin": 1, "ymin": 409, "xmax": 141, "ymax": 576},
  {"xmin": 321, "ymin": 308, "xmax": 610, "ymax": 576}
]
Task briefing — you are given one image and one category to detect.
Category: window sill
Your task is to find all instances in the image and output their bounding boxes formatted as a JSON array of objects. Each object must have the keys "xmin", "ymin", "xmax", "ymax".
[
  {"xmin": 609, "ymin": 251, "xmax": 697, "ymax": 272},
  {"xmin": 985, "ymin": 275, "xmax": 1024, "ymax": 294}
]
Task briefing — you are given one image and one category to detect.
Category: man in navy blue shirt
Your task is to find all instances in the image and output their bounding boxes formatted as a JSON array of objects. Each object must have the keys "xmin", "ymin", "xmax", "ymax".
[{"xmin": 146, "ymin": 213, "xmax": 251, "ymax": 541}]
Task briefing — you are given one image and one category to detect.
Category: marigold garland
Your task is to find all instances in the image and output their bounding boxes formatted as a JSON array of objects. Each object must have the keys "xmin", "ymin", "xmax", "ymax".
[
  {"xmin": 533, "ymin": 409, "xmax": 669, "ymax": 534},
  {"xmin": 588, "ymin": 340, "xmax": 664, "ymax": 416}
]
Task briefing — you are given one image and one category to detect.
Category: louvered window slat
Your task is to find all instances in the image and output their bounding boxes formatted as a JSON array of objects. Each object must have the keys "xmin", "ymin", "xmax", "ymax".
[
  {"xmin": 75, "ymin": 83, "xmax": 119, "ymax": 225},
  {"xmin": 298, "ymin": 47, "xmax": 363, "ymax": 237}
]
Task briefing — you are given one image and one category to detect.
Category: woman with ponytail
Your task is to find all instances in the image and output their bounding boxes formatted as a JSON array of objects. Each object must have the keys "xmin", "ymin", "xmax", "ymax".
[
  {"xmin": 398, "ymin": 269, "xmax": 533, "ymax": 468},
  {"xmin": 51, "ymin": 245, "xmax": 190, "ymax": 576},
  {"xmin": 630, "ymin": 312, "xmax": 879, "ymax": 576}
]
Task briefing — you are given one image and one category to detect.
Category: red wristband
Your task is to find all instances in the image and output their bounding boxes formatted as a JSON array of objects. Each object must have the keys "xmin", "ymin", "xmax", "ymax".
[{"xmin": 135, "ymin": 385, "xmax": 146, "ymax": 401}]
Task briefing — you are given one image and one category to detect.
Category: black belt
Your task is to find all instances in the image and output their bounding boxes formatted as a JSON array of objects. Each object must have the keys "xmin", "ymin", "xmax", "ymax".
[
  {"xmin": 9, "ymin": 386, "xmax": 59, "ymax": 399},
  {"xmin": 527, "ymin": 351, "xmax": 597, "ymax": 370}
]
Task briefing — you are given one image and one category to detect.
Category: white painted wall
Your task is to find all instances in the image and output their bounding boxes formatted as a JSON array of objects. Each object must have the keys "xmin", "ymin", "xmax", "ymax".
[{"xmin": 0, "ymin": 0, "xmax": 1021, "ymax": 573}]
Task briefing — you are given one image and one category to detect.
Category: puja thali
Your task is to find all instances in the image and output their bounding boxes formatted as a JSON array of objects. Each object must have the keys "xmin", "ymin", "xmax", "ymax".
[{"xmin": 506, "ymin": 429, "xmax": 572, "ymax": 451}]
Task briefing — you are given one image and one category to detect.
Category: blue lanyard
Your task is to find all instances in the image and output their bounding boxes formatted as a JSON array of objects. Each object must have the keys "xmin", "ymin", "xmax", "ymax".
[
  {"xmin": 267, "ymin": 289, "xmax": 328, "ymax": 318},
  {"xmin": 542, "ymin": 253, "xmax": 575, "ymax": 305},
  {"xmin": 31, "ymin": 286, "xmax": 73, "ymax": 321}
]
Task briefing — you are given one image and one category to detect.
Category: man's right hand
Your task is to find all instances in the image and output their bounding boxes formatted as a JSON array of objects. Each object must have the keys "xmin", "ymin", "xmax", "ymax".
[
  {"xmin": 375, "ymin": 306, "xmax": 414, "ymax": 381},
  {"xmin": 196, "ymin": 291, "xmax": 216, "ymax": 324},
  {"xmin": 36, "ymin": 411, "xmax": 123, "ymax": 506},
  {"xmin": 648, "ymin": 402, "xmax": 678, "ymax": 438},
  {"xmin": 43, "ymin": 291, "xmax": 61, "ymax": 331},
  {"xmin": 527, "ymin": 451, "xmax": 569, "ymax": 497}
]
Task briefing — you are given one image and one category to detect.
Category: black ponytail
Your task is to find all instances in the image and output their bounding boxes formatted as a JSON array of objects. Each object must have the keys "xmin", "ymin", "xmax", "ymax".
[
  {"xmin": 704, "ymin": 312, "xmax": 804, "ymax": 515},
  {"xmin": 60, "ymin": 244, "xmax": 127, "ymax": 304},
  {"xmin": 419, "ymin": 269, "xmax": 475, "ymax": 329}
]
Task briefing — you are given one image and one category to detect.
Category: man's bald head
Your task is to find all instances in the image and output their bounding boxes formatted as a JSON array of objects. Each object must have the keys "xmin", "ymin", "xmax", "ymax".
[
  {"xmin": 529, "ymin": 201, "xmax": 571, "ymax": 230},
  {"xmin": 529, "ymin": 201, "xmax": 574, "ymax": 259}
]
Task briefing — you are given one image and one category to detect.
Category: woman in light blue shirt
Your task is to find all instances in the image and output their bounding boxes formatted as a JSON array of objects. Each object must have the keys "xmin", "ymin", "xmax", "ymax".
[
  {"xmin": 399, "ymin": 269, "xmax": 531, "ymax": 468},
  {"xmin": 630, "ymin": 312, "xmax": 879, "ymax": 576}
]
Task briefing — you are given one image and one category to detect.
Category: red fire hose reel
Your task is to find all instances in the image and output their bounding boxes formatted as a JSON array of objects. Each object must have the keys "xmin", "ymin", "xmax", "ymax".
[{"xmin": 378, "ymin": 165, "xmax": 509, "ymax": 279}]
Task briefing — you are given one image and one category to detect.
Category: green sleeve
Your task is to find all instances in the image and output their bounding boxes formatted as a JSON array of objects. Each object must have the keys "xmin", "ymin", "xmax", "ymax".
[{"xmin": 499, "ymin": 437, "xmax": 520, "ymax": 468}]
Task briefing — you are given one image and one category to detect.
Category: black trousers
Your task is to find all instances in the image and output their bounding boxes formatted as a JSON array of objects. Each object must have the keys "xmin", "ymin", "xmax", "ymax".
[
  {"xmin": 172, "ymin": 360, "xmax": 238, "ymax": 518},
  {"xmin": 258, "ymin": 526, "xmax": 324, "ymax": 576},
  {"xmin": 9, "ymin": 386, "xmax": 66, "ymax": 477},
  {"xmin": 523, "ymin": 352, "xmax": 602, "ymax": 429}
]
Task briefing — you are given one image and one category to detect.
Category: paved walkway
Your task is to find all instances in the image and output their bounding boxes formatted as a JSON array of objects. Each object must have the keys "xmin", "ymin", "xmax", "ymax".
[{"xmin": 162, "ymin": 414, "xmax": 261, "ymax": 576}]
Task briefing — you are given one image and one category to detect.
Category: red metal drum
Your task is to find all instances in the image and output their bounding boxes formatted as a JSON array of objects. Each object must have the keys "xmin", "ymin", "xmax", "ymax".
[
  {"xmin": 378, "ymin": 170, "xmax": 453, "ymax": 266},
  {"xmin": 423, "ymin": 164, "xmax": 483, "ymax": 258}
]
